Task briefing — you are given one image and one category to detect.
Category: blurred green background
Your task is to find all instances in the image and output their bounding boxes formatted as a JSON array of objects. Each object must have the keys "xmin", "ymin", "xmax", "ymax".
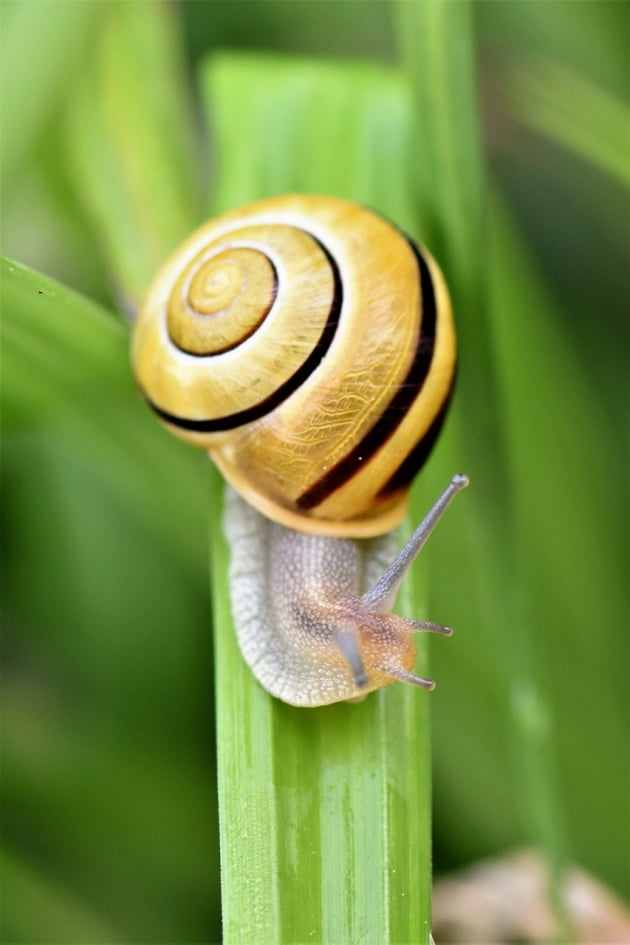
[{"xmin": 1, "ymin": 1, "xmax": 628, "ymax": 942}]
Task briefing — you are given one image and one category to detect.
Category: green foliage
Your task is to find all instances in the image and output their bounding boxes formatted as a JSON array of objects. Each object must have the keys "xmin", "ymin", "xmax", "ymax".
[{"xmin": 1, "ymin": 1, "xmax": 627, "ymax": 943}]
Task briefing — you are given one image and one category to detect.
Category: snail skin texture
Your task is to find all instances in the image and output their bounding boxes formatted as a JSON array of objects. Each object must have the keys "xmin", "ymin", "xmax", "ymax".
[{"xmin": 132, "ymin": 195, "xmax": 468, "ymax": 707}]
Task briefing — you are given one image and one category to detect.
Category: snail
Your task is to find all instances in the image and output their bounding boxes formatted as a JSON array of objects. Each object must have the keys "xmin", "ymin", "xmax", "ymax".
[{"xmin": 132, "ymin": 195, "xmax": 468, "ymax": 707}]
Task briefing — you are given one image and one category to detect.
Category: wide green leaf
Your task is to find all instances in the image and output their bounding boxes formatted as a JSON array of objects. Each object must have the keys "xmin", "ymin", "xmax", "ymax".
[
  {"xmin": 1, "ymin": 256, "xmax": 207, "ymax": 574},
  {"xmin": 2, "ymin": 257, "xmax": 219, "ymax": 942},
  {"xmin": 202, "ymin": 52, "xmax": 451, "ymax": 944}
]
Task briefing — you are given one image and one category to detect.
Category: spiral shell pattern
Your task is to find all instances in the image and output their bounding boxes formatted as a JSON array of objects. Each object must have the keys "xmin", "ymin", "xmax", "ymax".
[{"xmin": 132, "ymin": 195, "xmax": 456, "ymax": 537}]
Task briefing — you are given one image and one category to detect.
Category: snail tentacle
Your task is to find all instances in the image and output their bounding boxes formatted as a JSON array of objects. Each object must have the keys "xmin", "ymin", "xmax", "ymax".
[{"xmin": 361, "ymin": 474, "xmax": 470, "ymax": 613}]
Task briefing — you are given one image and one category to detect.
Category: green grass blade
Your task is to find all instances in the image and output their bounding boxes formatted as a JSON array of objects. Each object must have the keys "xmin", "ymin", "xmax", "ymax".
[
  {"xmin": 397, "ymin": 2, "xmax": 573, "ymax": 934},
  {"xmin": 204, "ymin": 52, "xmax": 415, "ymax": 219},
  {"xmin": 396, "ymin": 0, "xmax": 507, "ymax": 501},
  {"xmin": 211, "ymin": 471, "xmax": 433, "ymax": 945},
  {"xmin": 64, "ymin": 0, "xmax": 200, "ymax": 305},
  {"xmin": 486, "ymin": 189, "xmax": 628, "ymax": 898},
  {"xmin": 395, "ymin": 1, "xmax": 483, "ymax": 300},
  {"xmin": 202, "ymin": 54, "xmax": 438, "ymax": 944},
  {"xmin": 505, "ymin": 57, "xmax": 630, "ymax": 189},
  {"xmin": 0, "ymin": 1, "xmax": 103, "ymax": 188},
  {"xmin": 395, "ymin": 0, "xmax": 517, "ymax": 864},
  {"xmin": 1, "ymin": 256, "xmax": 207, "ymax": 575},
  {"xmin": 395, "ymin": 0, "xmax": 505, "ymax": 627}
]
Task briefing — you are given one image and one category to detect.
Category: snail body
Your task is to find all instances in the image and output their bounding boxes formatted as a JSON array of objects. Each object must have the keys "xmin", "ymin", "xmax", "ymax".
[
  {"xmin": 132, "ymin": 195, "xmax": 467, "ymax": 706},
  {"xmin": 224, "ymin": 476, "xmax": 467, "ymax": 706}
]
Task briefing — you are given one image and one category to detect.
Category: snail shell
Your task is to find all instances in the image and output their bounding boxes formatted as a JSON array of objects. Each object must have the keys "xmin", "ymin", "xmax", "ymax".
[
  {"xmin": 132, "ymin": 195, "xmax": 465, "ymax": 706},
  {"xmin": 132, "ymin": 195, "xmax": 456, "ymax": 538}
]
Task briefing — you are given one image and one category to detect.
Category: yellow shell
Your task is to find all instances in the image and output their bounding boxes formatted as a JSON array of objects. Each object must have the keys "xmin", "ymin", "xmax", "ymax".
[{"xmin": 132, "ymin": 195, "xmax": 456, "ymax": 537}]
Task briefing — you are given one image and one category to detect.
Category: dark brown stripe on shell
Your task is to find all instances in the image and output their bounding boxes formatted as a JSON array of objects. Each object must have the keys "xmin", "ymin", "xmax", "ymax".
[
  {"xmin": 378, "ymin": 380, "xmax": 454, "ymax": 497},
  {"xmin": 146, "ymin": 235, "xmax": 342, "ymax": 433},
  {"xmin": 296, "ymin": 238, "xmax": 438, "ymax": 512}
]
